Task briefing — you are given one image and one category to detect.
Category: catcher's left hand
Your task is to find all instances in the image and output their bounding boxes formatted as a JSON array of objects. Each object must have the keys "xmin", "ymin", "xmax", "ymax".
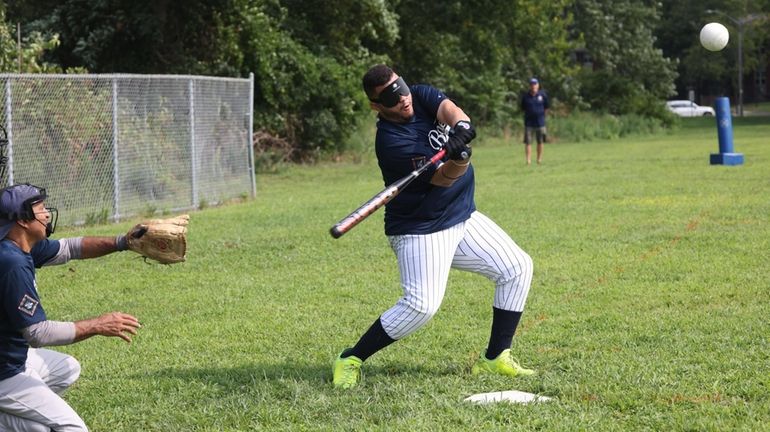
[{"xmin": 126, "ymin": 214, "xmax": 189, "ymax": 264}]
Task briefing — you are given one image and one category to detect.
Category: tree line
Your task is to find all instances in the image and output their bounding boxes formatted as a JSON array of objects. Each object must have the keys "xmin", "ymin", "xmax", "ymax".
[{"xmin": 2, "ymin": 0, "xmax": 769, "ymax": 158}]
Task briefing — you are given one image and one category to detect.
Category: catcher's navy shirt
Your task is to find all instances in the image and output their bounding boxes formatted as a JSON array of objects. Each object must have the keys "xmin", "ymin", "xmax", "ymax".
[
  {"xmin": 375, "ymin": 84, "xmax": 475, "ymax": 235},
  {"xmin": 0, "ymin": 238, "xmax": 59, "ymax": 380}
]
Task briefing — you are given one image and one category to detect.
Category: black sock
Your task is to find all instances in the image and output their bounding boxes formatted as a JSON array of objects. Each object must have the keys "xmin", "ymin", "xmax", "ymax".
[
  {"xmin": 485, "ymin": 308, "xmax": 523, "ymax": 360},
  {"xmin": 342, "ymin": 317, "xmax": 396, "ymax": 362}
]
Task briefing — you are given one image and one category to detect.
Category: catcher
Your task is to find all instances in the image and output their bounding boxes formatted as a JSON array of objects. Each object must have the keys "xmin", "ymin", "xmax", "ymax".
[{"xmin": 0, "ymin": 183, "xmax": 187, "ymax": 431}]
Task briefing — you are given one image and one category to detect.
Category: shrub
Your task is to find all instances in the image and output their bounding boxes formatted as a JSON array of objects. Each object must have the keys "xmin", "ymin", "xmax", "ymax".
[
  {"xmin": 252, "ymin": 130, "xmax": 294, "ymax": 174},
  {"xmin": 549, "ymin": 110, "xmax": 675, "ymax": 143}
]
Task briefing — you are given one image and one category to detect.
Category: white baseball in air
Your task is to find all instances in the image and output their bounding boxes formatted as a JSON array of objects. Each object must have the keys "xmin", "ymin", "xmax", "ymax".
[{"xmin": 700, "ymin": 22, "xmax": 729, "ymax": 51}]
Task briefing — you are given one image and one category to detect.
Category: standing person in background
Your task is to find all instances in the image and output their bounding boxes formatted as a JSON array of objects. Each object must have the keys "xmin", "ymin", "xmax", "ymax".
[{"xmin": 520, "ymin": 77, "xmax": 550, "ymax": 165}]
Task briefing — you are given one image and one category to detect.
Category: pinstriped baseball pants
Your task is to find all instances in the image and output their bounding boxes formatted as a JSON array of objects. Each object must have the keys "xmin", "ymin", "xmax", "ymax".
[{"xmin": 381, "ymin": 211, "xmax": 533, "ymax": 340}]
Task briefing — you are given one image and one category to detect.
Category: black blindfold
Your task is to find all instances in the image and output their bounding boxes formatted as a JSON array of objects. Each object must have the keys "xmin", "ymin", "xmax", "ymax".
[{"xmin": 370, "ymin": 77, "xmax": 410, "ymax": 108}]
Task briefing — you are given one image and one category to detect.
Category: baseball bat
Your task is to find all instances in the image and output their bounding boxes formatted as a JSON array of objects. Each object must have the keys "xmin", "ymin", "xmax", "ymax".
[{"xmin": 330, "ymin": 149, "xmax": 447, "ymax": 238}]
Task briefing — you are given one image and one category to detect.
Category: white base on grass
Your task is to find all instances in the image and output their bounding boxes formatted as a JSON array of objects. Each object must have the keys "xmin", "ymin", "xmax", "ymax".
[{"xmin": 464, "ymin": 390, "xmax": 553, "ymax": 405}]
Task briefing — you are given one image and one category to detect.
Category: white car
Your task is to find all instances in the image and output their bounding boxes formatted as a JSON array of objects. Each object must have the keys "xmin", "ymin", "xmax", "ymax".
[{"xmin": 666, "ymin": 100, "xmax": 715, "ymax": 117}]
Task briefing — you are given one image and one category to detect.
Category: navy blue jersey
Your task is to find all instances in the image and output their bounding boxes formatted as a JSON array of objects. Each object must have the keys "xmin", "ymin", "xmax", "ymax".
[
  {"xmin": 0, "ymin": 238, "xmax": 59, "ymax": 379},
  {"xmin": 375, "ymin": 84, "xmax": 476, "ymax": 235},
  {"xmin": 521, "ymin": 90, "xmax": 550, "ymax": 127}
]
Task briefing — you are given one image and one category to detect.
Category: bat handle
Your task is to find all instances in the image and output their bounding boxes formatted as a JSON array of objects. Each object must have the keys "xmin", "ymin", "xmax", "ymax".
[{"xmin": 431, "ymin": 148, "xmax": 447, "ymax": 164}]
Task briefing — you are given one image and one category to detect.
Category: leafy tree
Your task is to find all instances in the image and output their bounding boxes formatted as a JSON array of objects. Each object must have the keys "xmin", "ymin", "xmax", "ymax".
[
  {"xmin": 657, "ymin": 0, "xmax": 770, "ymax": 104},
  {"xmin": 6, "ymin": 0, "xmax": 397, "ymax": 157},
  {"xmin": 278, "ymin": 0, "xmax": 399, "ymax": 60},
  {"xmin": 0, "ymin": 3, "xmax": 62, "ymax": 73},
  {"xmin": 392, "ymin": 0, "xmax": 577, "ymax": 127},
  {"xmin": 243, "ymin": 0, "xmax": 398, "ymax": 156},
  {"xmin": 570, "ymin": 0, "xmax": 678, "ymax": 118},
  {"xmin": 44, "ymin": 0, "xmax": 243, "ymax": 75},
  {"xmin": 9, "ymin": 0, "xmax": 745, "ymax": 159}
]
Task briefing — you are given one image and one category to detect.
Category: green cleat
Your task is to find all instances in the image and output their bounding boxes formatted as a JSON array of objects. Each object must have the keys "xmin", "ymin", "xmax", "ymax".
[
  {"xmin": 472, "ymin": 349, "xmax": 536, "ymax": 377},
  {"xmin": 333, "ymin": 352, "xmax": 363, "ymax": 389}
]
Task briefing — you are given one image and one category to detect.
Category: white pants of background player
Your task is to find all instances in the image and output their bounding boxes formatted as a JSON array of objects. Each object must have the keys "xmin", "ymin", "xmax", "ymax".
[
  {"xmin": 0, "ymin": 348, "xmax": 88, "ymax": 432},
  {"xmin": 382, "ymin": 211, "xmax": 533, "ymax": 339}
]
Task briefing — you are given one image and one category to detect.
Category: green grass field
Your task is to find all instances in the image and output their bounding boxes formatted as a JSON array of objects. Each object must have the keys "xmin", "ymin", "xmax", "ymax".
[
  {"xmin": 745, "ymin": 101, "xmax": 770, "ymax": 114},
  {"xmin": 41, "ymin": 117, "xmax": 769, "ymax": 431}
]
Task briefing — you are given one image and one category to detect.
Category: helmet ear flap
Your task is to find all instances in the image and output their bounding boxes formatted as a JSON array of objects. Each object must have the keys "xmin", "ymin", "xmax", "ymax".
[
  {"xmin": 17, "ymin": 205, "xmax": 35, "ymax": 220},
  {"xmin": 0, "ymin": 183, "xmax": 47, "ymax": 221},
  {"xmin": 1, "ymin": 203, "xmax": 37, "ymax": 221},
  {"xmin": 20, "ymin": 193, "xmax": 47, "ymax": 221}
]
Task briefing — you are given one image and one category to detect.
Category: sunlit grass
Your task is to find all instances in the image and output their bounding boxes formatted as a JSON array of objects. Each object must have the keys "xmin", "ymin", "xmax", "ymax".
[{"xmin": 38, "ymin": 116, "xmax": 770, "ymax": 431}]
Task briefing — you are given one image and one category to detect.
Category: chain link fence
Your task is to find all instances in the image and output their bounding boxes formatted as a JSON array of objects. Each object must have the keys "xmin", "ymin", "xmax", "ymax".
[{"xmin": 0, "ymin": 73, "xmax": 255, "ymax": 226}]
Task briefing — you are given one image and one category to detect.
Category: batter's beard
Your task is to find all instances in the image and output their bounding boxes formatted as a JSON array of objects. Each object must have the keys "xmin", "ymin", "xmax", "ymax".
[{"xmin": 380, "ymin": 103, "xmax": 414, "ymax": 124}]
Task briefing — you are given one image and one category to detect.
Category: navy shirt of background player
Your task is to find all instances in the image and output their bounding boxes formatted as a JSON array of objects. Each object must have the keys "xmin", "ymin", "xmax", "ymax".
[
  {"xmin": 521, "ymin": 89, "xmax": 550, "ymax": 128},
  {"xmin": 0, "ymin": 238, "xmax": 60, "ymax": 380},
  {"xmin": 375, "ymin": 84, "xmax": 476, "ymax": 236}
]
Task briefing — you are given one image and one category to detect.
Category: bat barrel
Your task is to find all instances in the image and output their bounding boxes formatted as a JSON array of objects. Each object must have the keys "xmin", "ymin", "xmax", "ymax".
[
  {"xmin": 329, "ymin": 148, "xmax": 447, "ymax": 239},
  {"xmin": 330, "ymin": 224, "xmax": 346, "ymax": 238},
  {"xmin": 330, "ymin": 184, "xmax": 401, "ymax": 238}
]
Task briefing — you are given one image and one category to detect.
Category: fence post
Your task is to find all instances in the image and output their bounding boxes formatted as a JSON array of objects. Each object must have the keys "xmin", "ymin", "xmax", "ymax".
[
  {"xmin": 5, "ymin": 77, "xmax": 14, "ymax": 185},
  {"xmin": 189, "ymin": 78, "xmax": 199, "ymax": 209},
  {"xmin": 112, "ymin": 78, "xmax": 121, "ymax": 221},
  {"xmin": 248, "ymin": 72, "xmax": 256, "ymax": 198}
]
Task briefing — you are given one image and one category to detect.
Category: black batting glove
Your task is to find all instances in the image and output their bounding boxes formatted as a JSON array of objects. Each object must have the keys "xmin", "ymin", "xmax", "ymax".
[
  {"xmin": 445, "ymin": 120, "xmax": 475, "ymax": 161},
  {"xmin": 452, "ymin": 120, "xmax": 476, "ymax": 145},
  {"xmin": 445, "ymin": 135, "xmax": 472, "ymax": 161}
]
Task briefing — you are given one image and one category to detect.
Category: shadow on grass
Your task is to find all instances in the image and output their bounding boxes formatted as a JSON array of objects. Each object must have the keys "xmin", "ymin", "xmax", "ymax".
[{"xmin": 134, "ymin": 360, "xmax": 460, "ymax": 393}]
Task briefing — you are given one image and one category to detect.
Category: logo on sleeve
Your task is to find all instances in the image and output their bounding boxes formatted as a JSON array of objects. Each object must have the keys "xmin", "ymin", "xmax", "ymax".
[
  {"xmin": 18, "ymin": 295, "xmax": 39, "ymax": 316},
  {"xmin": 411, "ymin": 156, "xmax": 427, "ymax": 170}
]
